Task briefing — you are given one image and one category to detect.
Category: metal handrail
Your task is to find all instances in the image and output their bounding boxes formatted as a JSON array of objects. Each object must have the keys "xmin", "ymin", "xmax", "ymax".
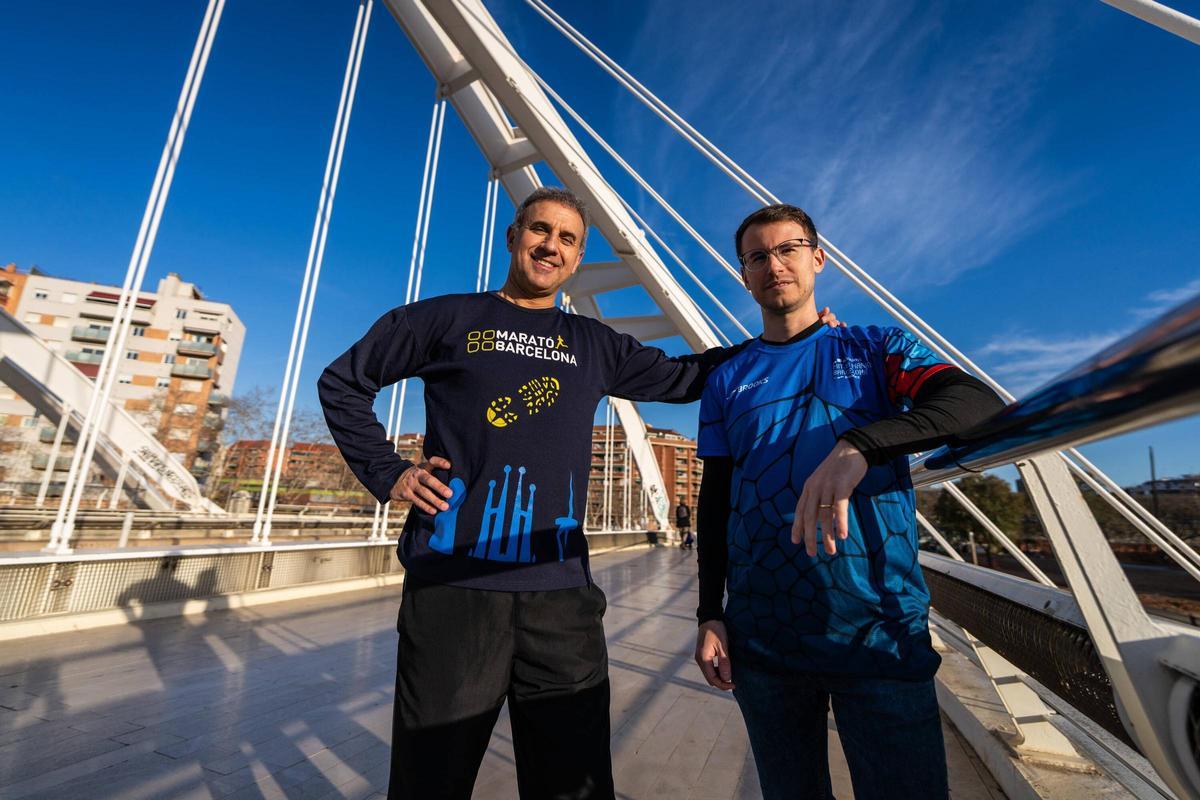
[{"xmin": 912, "ymin": 293, "xmax": 1200, "ymax": 488}]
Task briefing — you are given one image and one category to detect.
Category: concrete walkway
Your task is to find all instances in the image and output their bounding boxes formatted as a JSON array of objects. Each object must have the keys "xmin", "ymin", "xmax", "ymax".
[{"xmin": 0, "ymin": 546, "xmax": 1003, "ymax": 799}]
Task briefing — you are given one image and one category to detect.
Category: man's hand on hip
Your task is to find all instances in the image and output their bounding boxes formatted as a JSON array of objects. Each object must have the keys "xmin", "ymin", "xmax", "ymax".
[
  {"xmin": 695, "ymin": 620, "xmax": 735, "ymax": 691},
  {"xmin": 792, "ymin": 440, "xmax": 867, "ymax": 556},
  {"xmin": 390, "ymin": 457, "xmax": 454, "ymax": 514}
]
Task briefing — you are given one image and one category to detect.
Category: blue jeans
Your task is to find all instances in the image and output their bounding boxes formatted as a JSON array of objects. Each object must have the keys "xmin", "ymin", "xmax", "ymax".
[{"xmin": 733, "ymin": 663, "xmax": 948, "ymax": 800}]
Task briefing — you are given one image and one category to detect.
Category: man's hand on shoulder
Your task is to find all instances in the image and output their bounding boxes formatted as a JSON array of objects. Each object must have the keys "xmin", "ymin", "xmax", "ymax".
[
  {"xmin": 817, "ymin": 306, "xmax": 846, "ymax": 329},
  {"xmin": 792, "ymin": 440, "xmax": 867, "ymax": 556},
  {"xmin": 390, "ymin": 457, "xmax": 454, "ymax": 514},
  {"xmin": 695, "ymin": 620, "xmax": 735, "ymax": 691}
]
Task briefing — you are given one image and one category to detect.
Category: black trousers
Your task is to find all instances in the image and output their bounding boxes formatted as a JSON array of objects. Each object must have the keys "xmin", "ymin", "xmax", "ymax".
[{"xmin": 388, "ymin": 577, "xmax": 614, "ymax": 800}]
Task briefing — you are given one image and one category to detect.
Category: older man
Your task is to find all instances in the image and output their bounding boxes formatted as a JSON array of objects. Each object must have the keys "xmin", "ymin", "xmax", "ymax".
[
  {"xmin": 319, "ymin": 187, "xmax": 838, "ymax": 799},
  {"xmin": 693, "ymin": 204, "xmax": 1005, "ymax": 800}
]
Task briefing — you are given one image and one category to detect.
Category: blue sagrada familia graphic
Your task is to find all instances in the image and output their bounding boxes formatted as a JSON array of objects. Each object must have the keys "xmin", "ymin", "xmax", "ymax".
[
  {"xmin": 428, "ymin": 467, "xmax": 579, "ymax": 563},
  {"xmin": 470, "ymin": 465, "xmax": 537, "ymax": 563},
  {"xmin": 554, "ymin": 473, "xmax": 578, "ymax": 562},
  {"xmin": 429, "ymin": 477, "xmax": 466, "ymax": 555}
]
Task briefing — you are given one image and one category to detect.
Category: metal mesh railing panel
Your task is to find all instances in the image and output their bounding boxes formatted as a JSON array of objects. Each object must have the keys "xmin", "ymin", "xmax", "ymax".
[
  {"xmin": 267, "ymin": 547, "xmax": 373, "ymax": 587},
  {"xmin": 65, "ymin": 554, "xmax": 257, "ymax": 612},
  {"xmin": 0, "ymin": 564, "xmax": 53, "ymax": 621},
  {"xmin": 925, "ymin": 568, "xmax": 1135, "ymax": 749}
]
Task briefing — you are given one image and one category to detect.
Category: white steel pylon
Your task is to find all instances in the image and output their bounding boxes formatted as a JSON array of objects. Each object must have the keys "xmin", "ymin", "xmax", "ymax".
[{"xmin": 383, "ymin": 0, "xmax": 725, "ymax": 530}]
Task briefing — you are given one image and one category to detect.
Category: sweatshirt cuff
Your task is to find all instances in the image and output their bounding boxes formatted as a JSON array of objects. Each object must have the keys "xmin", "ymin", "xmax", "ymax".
[{"xmin": 367, "ymin": 457, "xmax": 414, "ymax": 505}]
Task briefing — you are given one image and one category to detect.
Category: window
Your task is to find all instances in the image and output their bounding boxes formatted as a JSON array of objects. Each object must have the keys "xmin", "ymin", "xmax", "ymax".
[
  {"xmin": 124, "ymin": 350, "xmax": 138, "ymax": 360},
  {"xmin": 23, "ymin": 312, "xmax": 40, "ymax": 324},
  {"xmin": 174, "ymin": 403, "xmax": 197, "ymax": 415},
  {"xmin": 175, "ymin": 309, "xmax": 188, "ymax": 319},
  {"xmin": 130, "ymin": 326, "xmax": 145, "ymax": 337},
  {"xmin": 21, "ymin": 416, "xmax": 39, "ymax": 429},
  {"xmin": 168, "ymin": 332, "xmax": 182, "ymax": 342},
  {"xmin": 163, "ymin": 354, "xmax": 176, "ymax": 364},
  {"xmin": 167, "ymin": 428, "xmax": 190, "ymax": 441},
  {"xmin": 117, "ymin": 374, "xmax": 132, "ymax": 385},
  {"xmin": 182, "ymin": 380, "xmax": 201, "ymax": 391},
  {"xmin": 82, "ymin": 346, "xmax": 104, "ymax": 355},
  {"xmin": 156, "ymin": 377, "xmax": 171, "ymax": 389},
  {"xmin": 61, "ymin": 292, "xmax": 77, "ymax": 303},
  {"xmin": 33, "ymin": 290, "xmax": 48, "ymax": 300}
]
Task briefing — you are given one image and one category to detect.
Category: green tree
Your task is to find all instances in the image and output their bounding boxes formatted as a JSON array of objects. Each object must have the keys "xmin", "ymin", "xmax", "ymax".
[{"xmin": 929, "ymin": 475, "xmax": 1030, "ymax": 555}]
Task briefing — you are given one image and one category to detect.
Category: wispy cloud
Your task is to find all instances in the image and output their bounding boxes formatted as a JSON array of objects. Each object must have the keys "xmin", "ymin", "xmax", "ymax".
[
  {"xmin": 617, "ymin": 1, "xmax": 1076, "ymax": 290},
  {"xmin": 1142, "ymin": 277, "xmax": 1200, "ymax": 318},
  {"xmin": 976, "ymin": 275, "xmax": 1198, "ymax": 394}
]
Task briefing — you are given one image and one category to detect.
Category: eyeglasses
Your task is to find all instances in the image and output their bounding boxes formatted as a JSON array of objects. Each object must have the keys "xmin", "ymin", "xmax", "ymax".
[{"xmin": 737, "ymin": 238, "xmax": 817, "ymax": 271}]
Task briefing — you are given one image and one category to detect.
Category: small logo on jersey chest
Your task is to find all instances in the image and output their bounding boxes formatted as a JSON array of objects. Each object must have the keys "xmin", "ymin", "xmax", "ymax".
[
  {"xmin": 728, "ymin": 376, "xmax": 770, "ymax": 399},
  {"xmin": 833, "ymin": 357, "xmax": 869, "ymax": 380}
]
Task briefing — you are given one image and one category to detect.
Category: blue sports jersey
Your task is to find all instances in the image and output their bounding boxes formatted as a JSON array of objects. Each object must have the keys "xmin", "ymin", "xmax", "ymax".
[{"xmin": 697, "ymin": 325, "xmax": 953, "ymax": 681}]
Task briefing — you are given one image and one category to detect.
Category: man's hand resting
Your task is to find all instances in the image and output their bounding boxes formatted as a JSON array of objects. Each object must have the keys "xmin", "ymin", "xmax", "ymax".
[
  {"xmin": 390, "ymin": 457, "xmax": 454, "ymax": 514},
  {"xmin": 792, "ymin": 440, "xmax": 867, "ymax": 556},
  {"xmin": 695, "ymin": 620, "xmax": 735, "ymax": 691}
]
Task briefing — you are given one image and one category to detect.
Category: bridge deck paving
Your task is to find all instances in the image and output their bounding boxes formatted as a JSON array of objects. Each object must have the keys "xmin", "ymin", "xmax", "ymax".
[{"xmin": 0, "ymin": 545, "xmax": 1002, "ymax": 799}]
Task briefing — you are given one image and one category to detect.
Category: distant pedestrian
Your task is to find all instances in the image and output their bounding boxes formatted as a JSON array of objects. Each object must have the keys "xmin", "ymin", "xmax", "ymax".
[{"xmin": 676, "ymin": 497, "xmax": 694, "ymax": 549}]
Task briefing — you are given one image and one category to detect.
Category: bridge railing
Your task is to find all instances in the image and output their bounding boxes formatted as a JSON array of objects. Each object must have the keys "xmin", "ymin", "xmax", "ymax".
[{"xmin": 902, "ymin": 293, "xmax": 1200, "ymax": 796}]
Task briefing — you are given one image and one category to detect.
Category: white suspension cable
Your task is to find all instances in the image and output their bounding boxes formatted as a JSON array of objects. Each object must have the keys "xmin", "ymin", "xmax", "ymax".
[
  {"xmin": 618, "ymin": 198, "xmax": 744, "ymax": 343},
  {"xmin": 260, "ymin": 0, "xmax": 374, "ymax": 544},
  {"xmin": 482, "ymin": 177, "xmax": 500, "ymax": 290},
  {"xmin": 368, "ymin": 103, "xmax": 441, "ymax": 542},
  {"xmin": 475, "ymin": 177, "xmax": 494, "ymax": 292},
  {"xmin": 253, "ymin": 1, "xmax": 374, "ymax": 545},
  {"xmin": 527, "ymin": 0, "xmax": 1194, "ymax": 567},
  {"xmin": 47, "ymin": 0, "xmax": 225, "ymax": 553},
  {"xmin": 916, "ymin": 511, "xmax": 965, "ymax": 562},
  {"xmin": 380, "ymin": 99, "xmax": 447, "ymax": 541},
  {"xmin": 531, "ymin": 74, "xmax": 743, "ymax": 286},
  {"xmin": 1100, "ymin": 0, "xmax": 1200, "ymax": 46},
  {"xmin": 941, "ymin": 482, "xmax": 1056, "ymax": 587}
]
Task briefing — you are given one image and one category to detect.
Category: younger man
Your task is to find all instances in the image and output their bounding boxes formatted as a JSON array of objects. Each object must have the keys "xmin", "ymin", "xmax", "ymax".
[{"xmin": 693, "ymin": 205, "xmax": 1004, "ymax": 800}]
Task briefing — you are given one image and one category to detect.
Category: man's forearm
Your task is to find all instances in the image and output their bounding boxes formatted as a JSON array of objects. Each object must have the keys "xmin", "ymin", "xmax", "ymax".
[
  {"xmin": 696, "ymin": 457, "xmax": 733, "ymax": 623},
  {"xmin": 839, "ymin": 369, "xmax": 1006, "ymax": 466},
  {"xmin": 318, "ymin": 367, "xmax": 412, "ymax": 504}
]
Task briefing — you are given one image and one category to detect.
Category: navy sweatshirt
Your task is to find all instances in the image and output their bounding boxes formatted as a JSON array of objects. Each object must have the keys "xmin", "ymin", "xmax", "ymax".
[{"xmin": 318, "ymin": 292, "xmax": 728, "ymax": 591}]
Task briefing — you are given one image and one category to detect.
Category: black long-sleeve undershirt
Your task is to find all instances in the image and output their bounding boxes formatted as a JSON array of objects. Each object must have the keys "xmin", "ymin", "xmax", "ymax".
[{"xmin": 695, "ymin": 367, "xmax": 1006, "ymax": 624}]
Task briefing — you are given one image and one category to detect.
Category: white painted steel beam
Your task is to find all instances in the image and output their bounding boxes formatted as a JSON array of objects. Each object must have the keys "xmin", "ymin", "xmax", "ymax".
[
  {"xmin": 601, "ymin": 314, "xmax": 678, "ymax": 343},
  {"xmin": 383, "ymin": 0, "xmax": 721, "ymax": 530},
  {"xmin": 561, "ymin": 261, "xmax": 639, "ymax": 298},
  {"xmin": 1018, "ymin": 454, "xmax": 1200, "ymax": 799}
]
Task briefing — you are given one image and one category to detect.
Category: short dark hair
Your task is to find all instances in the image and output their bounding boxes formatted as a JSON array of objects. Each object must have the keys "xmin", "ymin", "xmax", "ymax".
[
  {"xmin": 511, "ymin": 186, "xmax": 590, "ymax": 250},
  {"xmin": 734, "ymin": 204, "xmax": 818, "ymax": 256}
]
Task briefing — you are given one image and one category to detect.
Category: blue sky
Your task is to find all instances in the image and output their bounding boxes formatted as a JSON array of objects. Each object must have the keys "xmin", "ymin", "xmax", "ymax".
[{"xmin": 1, "ymin": 0, "xmax": 1197, "ymax": 487}]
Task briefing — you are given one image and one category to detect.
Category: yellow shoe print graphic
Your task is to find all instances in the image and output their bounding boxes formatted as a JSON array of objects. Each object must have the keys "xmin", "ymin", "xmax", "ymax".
[
  {"xmin": 520, "ymin": 376, "xmax": 560, "ymax": 416},
  {"xmin": 486, "ymin": 377, "xmax": 561, "ymax": 428},
  {"xmin": 486, "ymin": 396, "xmax": 519, "ymax": 428}
]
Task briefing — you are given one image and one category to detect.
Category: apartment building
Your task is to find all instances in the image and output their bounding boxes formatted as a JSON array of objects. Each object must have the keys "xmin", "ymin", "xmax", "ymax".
[
  {"xmin": 214, "ymin": 434, "xmax": 424, "ymax": 510},
  {"xmin": 586, "ymin": 424, "xmax": 703, "ymax": 529},
  {"xmin": 0, "ymin": 264, "xmax": 245, "ymax": 489}
]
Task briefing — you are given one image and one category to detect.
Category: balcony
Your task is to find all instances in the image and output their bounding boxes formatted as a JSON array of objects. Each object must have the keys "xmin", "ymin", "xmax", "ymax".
[
  {"xmin": 66, "ymin": 350, "xmax": 104, "ymax": 364},
  {"xmin": 31, "ymin": 453, "xmax": 72, "ymax": 471},
  {"xmin": 182, "ymin": 318, "xmax": 222, "ymax": 335},
  {"xmin": 177, "ymin": 340, "xmax": 219, "ymax": 358},
  {"xmin": 37, "ymin": 426, "xmax": 73, "ymax": 444},
  {"xmin": 171, "ymin": 362, "xmax": 212, "ymax": 379},
  {"xmin": 71, "ymin": 325, "xmax": 111, "ymax": 343},
  {"xmin": 207, "ymin": 393, "xmax": 229, "ymax": 407}
]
